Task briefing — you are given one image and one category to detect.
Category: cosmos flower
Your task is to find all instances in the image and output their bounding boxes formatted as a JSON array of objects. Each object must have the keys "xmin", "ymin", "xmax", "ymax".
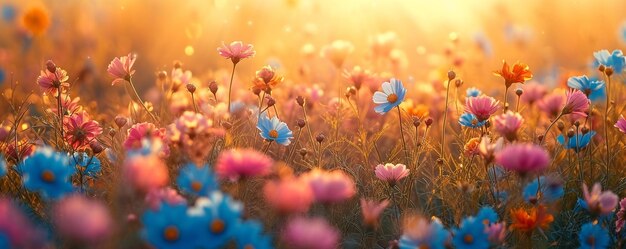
[
  {"xmin": 463, "ymin": 137, "xmax": 481, "ymax": 156},
  {"xmin": 374, "ymin": 163, "xmax": 409, "ymax": 186},
  {"xmin": 217, "ymin": 41, "xmax": 256, "ymax": 65},
  {"xmin": 537, "ymin": 92, "xmax": 565, "ymax": 117},
  {"xmin": 510, "ymin": 205, "xmax": 554, "ymax": 233},
  {"xmin": 360, "ymin": 198, "xmax": 389, "ymax": 229},
  {"xmin": 561, "ymin": 90, "xmax": 590, "ymax": 117},
  {"xmin": 399, "ymin": 217, "xmax": 450, "ymax": 249},
  {"xmin": 578, "ymin": 222, "xmax": 610, "ymax": 249},
  {"xmin": 372, "ymin": 78, "xmax": 407, "ymax": 114},
  {"xmin": 144, "ymin": 187, "xmax": 187, "ymax": 211},
  {"xmin": 0, "ymin": 198, "xmax": 46, "ymax": 248},
  {"xmin": 615, "ymin": 115, "xmax": 626, "ymax": 134},
  {"xmin": 464, "ymin": 96, "xmax": 499, "ymax": 121},
  {"xmin": 263, "ymin": 176, "xmax": 314, "ymax": 214},
  {"xmin": 459, "ymin": 113, "xmax": 486, "ymax": 128},
  {"xmin": 123, "ymin": 153, "xmax": 169, "ymax": 193},
  {"xmin": 478, "ymin": 136, "xmax": 504, "ymax": 164},
  {"xmin": 304, "ymin": 168, "xmax": 356, "ymax": 204},
  {"xmin": 36, "ymin": 66, "xmax": 69, "ymax": 95},
  {"xmin": 177, "ymin": 163, "xmax": 219, "ymax": 196},
  {"xmin": 476, "ymin": 206, "xmax": 499, "ymax": 225},
  {"xmin": 107, "ymin": 53, "xmax": 137, "ymax": 85},
  {"xmin": 495, "ymin": 143, "xmax": 550, "ymax": 176},
  {"xmin": 282, "ymin": 216, "xmax": 340, "ymax": 249},
  {"xmin": 257, "ymin": 114, "xmax": 293, "ymax": 146},
  {"xmin": 582, "ymin": 183, "xmax": 618, "ymax": 216},
  {"xmin": 520, "ymin": 82, "xmax": 548, "ymax": 106},
  {"xmin": 344, "ymin": 66, "xmax": 374, "ymax": 90},
  {"xmin": 493, "ymin": 61, "xmax": 533, "ymax": 87},
  {"xmin": 47, "ymin": 95, "xmax": 82, "ymax": 116},
  {"xmin": 452, "ymin": 217, "xmax": 490, "ymax": 249},
  {"xmin": 593, "ymin": 49, "xmax": 625, "ymax": 74},
  {"xmin": 567, "ymin": 75, "xmax": 605, "ymax": 101},
  {"xmin": 215, "ymin": 148, "xmax": 274, "ymax": 181},
  {"xmin": 191, "ymin": 192, "xmax": 243, "ymax": 248},
  {"xmin": 53, "ymin": 195, "xmax": 112, "ymax": 244},
  {"xmin": 63, "ymin": 111, "xmax": 103, "ymax": 150},
  {"xmin": 616, "ymin": 198, "xmax": 626, "ymax": 233},
  {"xmin": 492, "ymin": 111, "xmax": 524, "ymax": 141},
  {"xmin": 124, "ymin": 122, "xmax": 169, "ymax": 156},
  {"xmin": 20, "ymin": 147, "xmax": 75, "ymax": 199},
  {"xmin": 21, "ymin": 5, "xmax": 50, "ymax": 35},
  {"xmin": 557, "ymin": 131, "xmax": 596, "ymax": 152},
  {"xmin": 141, "ymin": 203, "xmax": 199, "ymax": 249},
  {"xmin": 252, "ymin": 65, "xmax": 283, "ymax": 93},
  {"xmin": 72, "ymin": 152, "xmax": 101, "ymax": 177},
  {"xmin": 233, "ymin": 221, "xmax": 274, "ymax": 249},
  {"xmin": 523, "ymin": 176, "xmax": 564, "ymax": 204},
  {"xmin": 485, "ymin": 222, "xmax": 506, "ymax": 245}
]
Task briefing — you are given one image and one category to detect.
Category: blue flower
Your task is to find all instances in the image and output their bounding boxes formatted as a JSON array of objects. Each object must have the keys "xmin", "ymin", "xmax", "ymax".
[
  {"xmin": 1, "ymin": 4, "xmax": 16, "ymax": 22},
  {"xmin": 567, "ymin": 75, "xmax": 605, "ymax": 101},
  {"xmin": 466, "ymin": 87, "xmax": 482, "ymax": 98},
  {"xmin": 72, "ymin": 152, "xmax": 101, "ymax": 177},
  {"xmin": 523, "ymin": 176, "xmax": 564, "ymax": 204},
  {"xmin": 593, "ymin": 49, "xmax": 625, "ymax": 74},
  {"xmin": 257, "ymin": 114, "xmax": 293, "ymax": 146},
  {"xmin": 20, "ymin": 147, "xmax": 75, "ymax": 199},
  {"xmin": 399, "ymin": 219, "xmax": 449, "ymax": 249},
  {"xmin": 233, "ymin": 220, "xmax": 274, "ymax": 249},
  {"xmin": 459, "ymin": 113, "xmax": 486, "ymax": 128},
  {"xmin": 192, "ymin": 191, "xmax": 243, "ymax": 248},
  {"xmin": 0, "ymin": 233, "xmax": 9, "ymax": 249},
  {"xmin": 476, "ymin": 206, "xmax": 498, "ymax": 224},
  {"xmin": 141, "ymin": 203, "xmax": 200, "ymax": 249},
  {"xmin": 578, "ymin": 222, "xmax": 609, "ymax": 249},
  {"xmin": 557, "ymin": 131, "xmax": 596, "ymax": 152},
  {"xmin": 176, "ymin": 163, "xmax": 218, "ymax": 196},
  {"xmin": 372, "ymin": 78, "xmax": 407, "ymax": 114},
  {"xmin": 0, "ymin": 155, "xmax": 6, "ymax": 177},
  {"xmin": 452, "ymin": 217, "xmax": 489, "ymax": 249}
]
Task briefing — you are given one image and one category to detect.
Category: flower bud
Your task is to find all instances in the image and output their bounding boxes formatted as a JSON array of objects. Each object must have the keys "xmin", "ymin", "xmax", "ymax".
[
  {"xmin": 296, "ymin": 96, "xmax": 305, "ymax": 107},
  {"xmin": 157, "ymin": 71, "xmax": 167, "ymax": 81},
  {"xmin": 114, "ymin": 116, "xmax": 127, "ymax": 128},
  {"xmin": 316, "ymin": 133, "xmax": 325, "ymax": 143},
  {"xmin": 557, "ymin": 121, "xmax": 565, "ymax": 131},
  {"xmin": 299, "ymin": 148, "xmax": 308, "ymax": 157},
  {"xmin": 412, "ymin": 117, "xmax": 421, "ymax": 127},
  {"xmin": 515, "ymin": 88, "xmax": 523, "ymax": 96},
  {"xmin": 425, "ymin": 117, "xmax": 433, "ymax": 127},
  {"xmin": 90, "ymin": 141, "xmax": 104, "ymax": 154},
  {"xmin": 567, "ymin": 129, "xmax": 575, "ymax": 138},
  {"xmin": 46, "ymin": 60, "xmax": 57, "ymax": 73},
  {"xmin": 252, "ymin": 88, "xmax": 261, "ymax": 96},
  {"xmin": 581, "ymin": 126, "xmax": 590, "ymax": 134},
  {"xmin": 222, "ymin": 121, "xmax": 232, "ymax": 130},
  {"xmin": 605, "ymin": 67, "xmax": 614, "ymax": 77},
  {"xmin": 454, "ymin": 79, "xmax": 463, "ymax": 88},
  {"xmin": 173, "ymin": 60, "xmax": 182, "ymax": 69},
  {"xmin": 209, "ymin": 81, "xmax": 218, "ymax": 95},
  {"xmin": 447, "ymin": 70, "xmax": 456, "ymax": 81},
  {"xmin": 296, "ymin": 118, "xmax": 306, "ymax": 128},
  {"xmin": 186, "ymin": 83, "xmax": 196, "ymax": 94},
  {"xmin": 266, "ymin": 97, "xmax": 276, "ymax": 107},
  {"xmin": 598, "ymin": 64, "xmax": 606, "ymax": 72}
]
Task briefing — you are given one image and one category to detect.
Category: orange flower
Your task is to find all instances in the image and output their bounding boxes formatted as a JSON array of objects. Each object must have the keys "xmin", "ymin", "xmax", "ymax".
[
  {"xmin": 494, "ymin": 61, "xmax": 533, "ymax": 88},
  {"xmin": 510, "ymin": 205, "xmax": 554, "ymax": 233},
  {"xmin": 464, "ymin": 137, "xmax": 481, "ymax": 156},
  {"xmin": 251, "ymin": 65, "xmax": 283, "ymax": 93},
  {"xmin": 21, "ymin": 6, "xmax": 50, "ymax": 36}
]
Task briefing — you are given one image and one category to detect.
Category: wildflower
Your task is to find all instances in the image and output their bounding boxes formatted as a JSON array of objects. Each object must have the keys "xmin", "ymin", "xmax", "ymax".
[
  {"xmin": 36, "ymin": 65, "xmax": 69, "ymax": 95},
  {"xmin": 476, "ymin": 206, "xmax": 499, "ymax": 225},
  {"xmin": 233, "ymin": 221, "xmax": 274, "ymax": 249},
  {"xmin": 217, "ymin": 41, "xmax": 256, "ymax": 65},
  {"xmin": 579, "ymin": 222, "xmax": 610, "ymax": 249},
  {"xmin": 537, "ymin": 92, "xmax": 565, "ymax": 117},
  {"xmin": 478, "ymin": 136, "xmax": 504, "ymax": 164},
  {"xmin": 459, "ymin": 113, "xmax": 486, "ymax": 128},
  {"xmin": 615, "ymin": 115, "xmax": 626, "ymax": 134},
  {"xmin": 304, "ymin": 168, "xmax": 356, "ymax": 204},
  {"xmin": 47, "ymin": 95, "xmax": 82, "ymax": 116},
  {"xmin": 177, "ymin": 163, "xmax": 218, "ymax": 196},
  {"xmin": 145, "ymin": 187, "xmax": 187, "ymax": 211},
  {"xmin": 495, "ymin": 143, "xmax": 550, "ymax": 176},
  {"xmin": 466, "ymin": 87, "xmax": 482, "ymax": 97},
  {"xmin": 464, "ymin": 137, "xmax": 481, "ymax": 156},
  {"xmin": 372, "ymin": 78, "xmax": 407, "ymax": 114},
  {"xmin": 492, "ymin": 111, "xmax": 524, "ymax": 141},
  {"xmin": 282, "ymin": 216, "xmax": 340, "ymax": 249},
  {"xmin": 557, "ymin": 131, "xmax": 596, "ymax": 152},
  {"xmin": 123, "ymin": 153, "xmax": 169, "ymax": 193},
  {"xmin": 63, "ymin": 111, "xmax": 103, "ymax": 150},
  {"xmin": 264, "ymin": 176, "xmax": 314, "ymax": 213},
  {"xmin": 192, "ymin": 192, "xmax": 243, "ymax": 248},
  {"xmin": 374, "ymin": 163, "xmax": 409, "ymax": 186},
  {"xmin": 520, "ymin": 82, "xmax": 548, "ymax": 105},
  {"xmin": 485, "ymin": 222, "xmax": 506, "ymax": 245},
  {"xmin": 582, "ymin": 183, "xmax": 618, "ymax": 216},
  {"xmin": 107, "ymin": 53, "xmax": 137, "ymax": 85},
  {"xmin": 465, "ymin": 96, "xmax": 499, "ymax": 121},
  {"xmin": 141, "ymin": 203, "xmax": 199, "ymax": 249},
  {"xmin": 360, "ymin": 198, "xmax": 390, "ymax": 229},
  {"xmin": 593, "ymin": 49, "xmax": 625, "ymax": 74},
  {"xmin": 257, "ymin": 114, "xmax": 293, "ymax": 146},
  {"xmin": 616, "ymin": 198, "xmax": 626, "ymax": 233},
  {"xmin": 4, "ymin": 138, "xmax": 35, "ymax": 162},
  {"xmin": 72, "ymin": 152, "xmax": 101, "ymax": 177},
  {"xmin": 124, "ymin": 122, "xmax": 169, "ymax": 156},
  {"xmin": 399, "ymin": 217, "xmax": 450, "ymax": 249},
  {"xmin": 561, "ymin": 90, "xmax": 590, "ymax": 117},
  {"xmin": 493, "ymin": 61, "xmax": 533, "ymax": 88},
  {"xmin": 0, "ymin": 198, "xmax": 46, "ymax": 248},
  {"xmin": 53, "ymin": 195, "xmax": 112, "ymax": 244},
  {"xmin": 510, "ymin": 205, "xmax": 554, "ymax": 233},
  {"xmin": 21, "ymin": 5, "xmax": 50, "ymax": 35},
  {"xmin": 321, "ymin": 40, "xmax": 354, "ymax": 68},
  {"xmin": 523, "ymin": 176, "xmax": 564, "ymax": 204},
  {"xmin": 567, "ymin": 75, "xmax": 605, "ymax": 101},
  {"xmin": 344, "ymin": 66, "xmax": 374, "ymax": 90},
  {"xmin": 452, "ymin": 217, "xmax": 490, "ymax": 249},
  {"xmin": 21, "ymin": 147, "xmax": 74, "ymax": 199},
  {"xmin": 252, "ymin": 65, "xmax": 283, "ymax": 92},
  {"xmin": 216, "ymin": 148, "xmax": 274, "ymax": 181}
]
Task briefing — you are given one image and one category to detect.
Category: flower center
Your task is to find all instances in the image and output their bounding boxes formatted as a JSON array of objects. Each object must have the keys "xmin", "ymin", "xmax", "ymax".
[
  {"xmin": 210, "ymin": 219, "xmax": 225, "ymax": 234},
  {"xmin": 163, "ymin": 226, "xmax": 180, "ymax": 242},
  {"xmin": 464, "ymin": 234, "xmax": 474, "ymax": 244},
  {"xmin": 386, "ymin": 93, "xmax": 398, "ymax": 103},
  {"xmin": 268, "ymin": 129, "xmax": 279, "ymax": 139},
  {"xmin": 41, "ymin": 170, "xmax": 55, "ymax": 183},
  {"xmin": 587, "ymin": 236, "xmax": 595, "ymax": 245},
  {"xmin": 244, "ymin": 245, "xmax": 255, "ymax": 249},
  {"xmin": 191, "ymin": 181, "xmax": 203, "ymax": 192}
]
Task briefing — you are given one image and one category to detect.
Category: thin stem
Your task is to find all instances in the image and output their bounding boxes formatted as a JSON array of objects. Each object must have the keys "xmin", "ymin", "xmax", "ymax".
[
  {"xmin": 539, "ymin": 113, "xmax": 564, "ymax": 145},
  {"xmin": 397, "ymin": 106, "xmax": 409, "ymax": 166},
  {"xmin": 227, "ymin": 63, "xmax": 237, "ymax": 114},
  {"xmin": 441, "ymin": 79, "xmax": 452, "ymax": 158},
  {"xmin": 603, "ymin": 73, "xmax": 612, "ymax": 184},
  {"xmin": 191, "ymin": 92, "xmax": 199, "ymax": 113},
  {"xmin": 503, "ymin": 86, "xmax": 509, "ymax": 112},
  {"xmin": 128, "ymin": 78, "xmax": 158, "ymax": 123},
  {"xmin": 516, "ymin": 94, "xmax": 521, "ymax": 113}
]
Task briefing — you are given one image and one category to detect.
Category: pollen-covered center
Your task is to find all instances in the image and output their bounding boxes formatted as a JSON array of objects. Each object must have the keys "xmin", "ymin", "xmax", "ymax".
[
  {"xmin": 41, "ymin": 170, "xmax": 55, "ymax": 183},
  {"xmin": 386, "ymin": 93, "xmax": 398, "ymax": 103},
  {"xmin": 464, "ymin": 234, "xmax": 474, "ymax": 244},
  {"xmin": 211, "ymin": 219, "xmax": 225, "ymax": 234},
  {"xmin": 268, "ymin": 129, "xmax": 279, "ymax": 138},
  {"xmin": 191, "ymin": 181, "xmax": 203, "ymax": 192},
  {"xmin": 163, "ymin": 225, "xmax": 180, "ymax": 242}
]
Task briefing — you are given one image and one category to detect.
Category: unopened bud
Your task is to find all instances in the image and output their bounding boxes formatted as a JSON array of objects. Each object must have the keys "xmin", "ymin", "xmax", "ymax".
[
  {"xmin": 173, "ymin": 60, "xmax": 182, "ymax": 69},
  {"xmin": 252, "ymin": 88, "xmax": 261, "ymax": 96},
  {"xmin": 567, "ymin": 129, "xmax": 575, "ymax": 138},
  {"xmin": 209, "ymin": 81, "xmax": 218, "ymax": 95},
  {"xmin": 574, "ymin": 120, "xmax": 580, "ymax": 127},
  {"xmin": 296, "ymin": 118, "xmax": 306, "ymax": 128},
  {"xmin": 108, "ymin": 129, "xmax": 116, "ymax": 137},
  {"xmin": 605, "ymin": 67, "xmax": 614, "ymax": 76},
  {"xmin": 581, "ymin": 127, "xmax": 590, "ymax": 134},
  {"xmin": 598, "ymin": 65, "xmax": 606, "ymax": 72},
  {"xmin": 266, "ymin": 97, "xmax": 276, "ymax": 107},
  {"xmin": 158, "ymin": 71, "xmax": 167, "ymax": 81},
  {"xmin": 316, "ymin": 133, "xmax": 325, "ymax": 143},
  {"xmin": 299, "ymin": 148, "xmax": 308, "ymax": 157},
  {"xmin": 222, "ymin": 121, "xmax": 232, "ymax": 130},
  {"xmin": 412, "ymin": 117, "xmax": 421, "ymax": 127},
  {"xmin": 114, "ymin": 116, "xmax": 127, "ymax": 128},
  {"xmin": 425, "ymin": 117, "xmax": 433, "ymax": 127},
  {"xmin": 447, "ymin": 70, "xmax": 456, "ymax": 81},
  {"xmin": 454, "ymin": 79, "xmax": 463, "ymax": 88},
  {"xmin": 515, "ymin": 88, "xmax": 523, "ymax": 96},
  {"xmin": 557, "ymin": 121, "xmax": 565, "ymax": 131},
  {"xmin": 90, "ymin": 141, "xmax": 104, "ymax": 154},
  {"xmin": 45, "ymin": 60, "xmax": 56, "ymax": 73},
  {"xmin": 347, "ymin": 86, "xmax": 357, "ymax": 96},
  {"xmin": 296, "ymin": 96, "xmax": 305, "ymax": 107},
  {"xmin": 186, "ymin": 83, "xmax": 196, "ymax": 93}
]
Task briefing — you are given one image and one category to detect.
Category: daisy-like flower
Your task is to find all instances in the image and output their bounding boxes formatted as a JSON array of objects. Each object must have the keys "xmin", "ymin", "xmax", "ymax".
[
  {"xmin": 107, "ymin": 53, "xmax": 136, "ymax": 85},
  {"xmin": 374, "ymin": 163, "xmax": 409, "ymax": 186},
  {"xmin": 282, "ymin": 216, "xmax": 340, "ymax": 249},
  {"xmin": 476, "ymin": 206, "xmax": 499, "ymax": 225},
  {"xmin": 72, "ymin": 152, "xmax": 101, "ymax": 177},
  {"xmin": 304, "ymin": 168, "xmax": 356, "ymax": 204},
  {"xmin": 141, "ymin": 203, "xmax": 199, "ymax": 249},
  {"xmin": 537, "ymin": 92, "xmax": 565, "ymax": 117},
  {"xmin": 557, "ymin": 131, "xmax": 596, "ymax": 152},
  {"xmin": 567, "ymin": 75, "xmax": 605, "ymax": 101},
  {"xmin": 257, "ymin": 114, "xmax": 293, "ymax": 146},
  {"xmin": 263, "ymin": 175, "xmax": 314, "ymax": 214},
  {"xmin": 215, "ymin": 148, "xmax": 273, "ymax": 181},
  {"xmin": 495, "ymin": 143, "xmax": 550, "ymax": 176},
  {"xmin": 465, "ymin": 96, "xmax": 499, "ymax": 122},
  {"xmin": 616, "ymin": 198, "xmax": 626, "ymax": 233},
  {"xmin": 509, "ymin": 205, "xmax": 554, "ymax": 233},
  {"xmin": 459, "ymin": 113, "xmax": 486, "ymax": 128},
  {"xmin": 492, "ymin": 111, "xmax": 524, "ymax": 141},
  {"xmin": 579, "ymin": 222, "xmax": 610, "ymax": 249},
  {"xmin": 192, "ymin": 192, "xmax": 243, "ymax": 248},
  {"xmin": 582, "ymin": 183, "xmax": 618, "ymax": 216},
  {"xmin": 252, "ymin": 65, "xmax": 283, "ymax": 93},
  {"xmin": 63, "ymin": 111, "xmax": 103, "ymax": 150},
  {"xmin": 372, "ymin": 78, "xmax": 407, "ymax": 114},
  {"xmin": 593, "ymin": 49, "xmax": 625, "ymax": 74},
  {"xmin": 53, "ymin": 195, "xmax": 112, "ymax": 244},
  {"xmin": 615, "ymin": 115, "xmax": 626, "ymax": 134},
  {"xmin": 233, "ymin": 221, "xmax": 273, "ymax": 249},
  {"xmin": 523, "ymin": 176, "xmax": 564, "ymax": 204},
  {"xmin": 399, "ymin": 217, "xmax": 450, "ymax": 249},
  {"xmin": 37, "ymin": 64, "xmax": 69, "ymax": 95},
  {"xmin": 47, "ymin": 95, "xmax": 82, "ymax": 116},
  {"xmin": 20, "ymin": 147, "xmax": 75, "ymax": 199},
  {"xmin": 520, "ymin": 82, "xmax": 548, "ymax": 106},
  {"xmin": 360, "ymin": 198, "xmax": 389, "ymax": 229},
  {"xmin": 177, "ymin": 163, "xmax": 218, "ymax": 196},
  {"xmin": 124, "ymin": 122, "xmax": 169, "ymax": 156},
  {"xmin": 217, "ymin": 41, "xmax": 256, "ymax": 65},
  {"xmin": 466, "ymin": 87, "xmax": 482, "ymax": 98},
  {"xmin": 452, "ymin": 217, "xmax": 490, "ymax": 249},
  {"xmin": 463, "ymin": 137, "xmax": 481, "ymax": 156},
  {"xmin": 485, "ymin": 222, "xmax": 506, "ymax": 245},
  {"xmin": 562, "ymin": 89, "xmax": 589, "ymax": 117},
  {"xmin": 344, "ymin": 66, "xmax": 374, "ymax": 90},
  {"xmin": 145, "ymin": 187, "xmax": 187, "ymax": 212},
  {"xmin": 493, "ymin": 60, "xmax": 533, "ymax": 88}
]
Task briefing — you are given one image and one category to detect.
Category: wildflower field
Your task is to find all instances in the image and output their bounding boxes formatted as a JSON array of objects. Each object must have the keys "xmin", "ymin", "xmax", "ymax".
[{"xmin": 2, "ymin": 0, "xmax": 626, "ymax": 248}]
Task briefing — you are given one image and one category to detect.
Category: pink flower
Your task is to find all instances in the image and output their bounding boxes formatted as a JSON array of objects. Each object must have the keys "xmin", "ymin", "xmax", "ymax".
[
  {"xmin": 492, "ymin": 111, "xmax": 524, "ymax": 141},
  {"xmin": 145, "ymin": 187, "xmax": 187, "ymax": 210},
  {"xmin": 124, "ymin": 122, "xmax": 169, "ymax": 156},
  {"xmin": 107, "ymin": 53, "xmax": 137, "ymax": 85},
  {"xmin": 486, "ymin": 222, "xmax": 507, "ymax": 244},
  {"xmin": 217, "ymin": 41, "xmax": 255, "ymax": 64},
  {"xmin": 304, "ymin": 169, "xmax": 356, "ymax": 204},
  {"xmin": 360, "ymin": 198, "xmax": 390, "ymax": 228},
  {"xmin": 465, "ymin": 96, "xmax": 500, "ymax": 121},
  {"xmin": 520, "ymin": 81, "xmax": 547, "ymax": 105},
  {"xmin": 344, "ymin": 66, "xmax": 374, "ymax": 90},
  {"xmin": 53, "ymin": 195, "xmax": 112, "ymax": 243},
  {"xmin": 616, "ymin": 198, "xmax": 626, "ymax": 233},
  {"xmin": 63, "ymin": 111, "xmax": 103, "ymax": 150},
  {"xmin": 478, "ymin": 136, "xmax": 504, "ymax": 164},
  {"xmin": 263, "ymin": 176, "xmax": 314, "ymax": 213},
  {"xmin": 37, "ymin": 66, "xmax": 69, "ymax": 95},
  {"xmin": 582, "ymin": 183, "xmax": 618, "ymax": 216},
  {"xmin": 216, "ymin": 148, "xmax": 274, "ymax": 181},
  {"xmin": 47, "ymin": 95, "xmax": 81, "ymax": 116},
  {"xmin": 537, "ymin": 92, "xmax": 565, "ymax": 117},
  {"xmin": 374, "ymin": 163, "xmax": 409, "ymax": 186},
  {"xmin": 282, "ymin": 216, "xmax": 340, "ymax": 249},
  {"xmin": 0, "ymin": 198, "xmax": 45, "ymax": 248},
  {"xmin": 562, "ymin": 89, "xmax": 589, "ymax": 117},
  {"xmin": 123, "ymin": 154, "xmax": 169, "ymax": 192},
  {"xmin": 495, "ymin": 143, "xmax": 550, "ymax": 176},
  {"xmin": 615, "ymin": 115, "xmax": 626, "ymax": 134}
]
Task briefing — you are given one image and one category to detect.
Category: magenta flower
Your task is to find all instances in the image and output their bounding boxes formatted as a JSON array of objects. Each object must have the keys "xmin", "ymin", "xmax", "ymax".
[
  {"xmin": 217, "ymin": 41, "xmax": 255, "ymax": 65},
  {"xmin": 520, "ymin": 82, "xmax": 547, "ymax": 106},
  {"xmin": 263, "ymin": 176, "xmax": 314, "ymax": 214},
  {"xmin": 537, "ymin": 92, "xmax": 565, "ymax": 118},
  {"xmin": 63, "ymin": 111, "xmax": 103, "ymax": 150},
  {"xmin": 582, "ymin": 183, "xmax": 618, "ymax": 216},
  {"xmin": 492, "ymin": 111, "xmax": 524, "ymax": 141},
  {"xmin": 282, "ymin": 216, "xmax": 340, "ymax": 249},
  {"xmin": 375, "ymin": 163, "xmax": 409, "ymax": 186},
  {"xmin": 304, "ymin": 168, "xmax": 356, "ymax": 204},
  {"xmin": 465, "ymin": 96, "xmax": 500, "ymax": 121},
  {"xmin": 123, "ymin": 154, "xmax": 169, "ymax": 193},
  {"xmin": 107, "ymin": 53, "xmax": 137, "ymax": 85},
  {"xmin": 495, "ymin": 143, "xmax": 550, "ymax": 176},
  {"xmin": 216, "ymin": 148, "xmax": 274, "ymax": 181},
  {"xmin": 360, "ymin": 198, "xmax": 390, "ymax": 228},
  {"xmin": 616, "ymin": 198, "xmax": 626, "ymax": 233},
  {"xmin": 37, "ymin": 66, "xmax": 69, "ymax": 95},
  {"xmin": 53, "ymin": 195, "xmax": 112, "ymax": 244},
  {"xmin": 615, "ymin": 115, "xmax": 626, "ymax": 134},
  {"xmin": 562, "ymin": 89, "xmax": 589, "ymax": 117},
  {"xmin": 124, "ymin": 122, "xmax": 169, "ymax": 156},
  {"xmin": 486, "ymin": 222, "xmax": 507, "ymax": 244}
]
